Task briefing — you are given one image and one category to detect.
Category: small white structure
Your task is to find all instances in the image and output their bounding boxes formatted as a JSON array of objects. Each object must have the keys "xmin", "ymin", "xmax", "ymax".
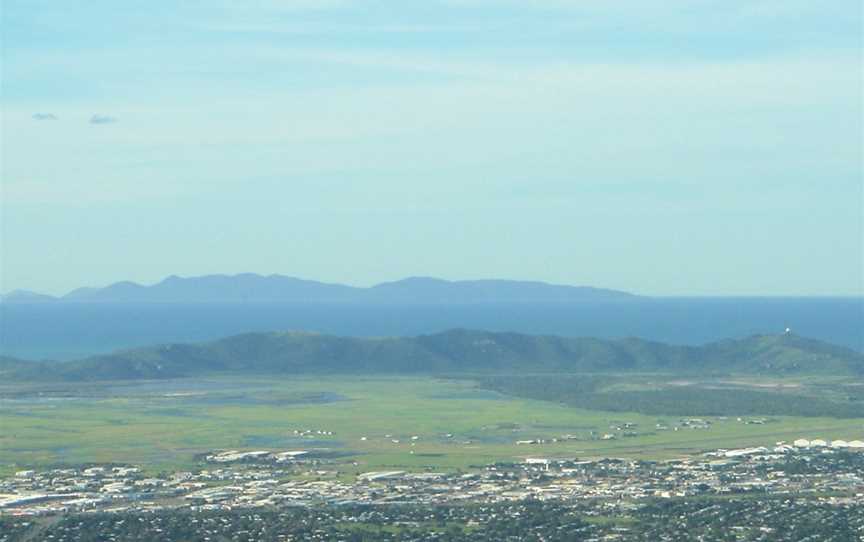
[
  {"xmin": 273, "ymin": 451, "xmax": 308, "ymax": 461},
  {"xmin": 208, "ymin": 450, "xmax": 271, "ymax": 463},
  {"xmin": 357, "ymin": 471, "xmax": 405, "ymax": 482},
  {"xmin": 724, "ymin": 447, "xmax": 768, "ymax": 458}
]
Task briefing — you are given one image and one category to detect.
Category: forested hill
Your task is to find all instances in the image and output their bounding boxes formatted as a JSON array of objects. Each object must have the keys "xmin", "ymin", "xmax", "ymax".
[{"xmin": 6, "ymin": 330, "xmax": 863, "ymax": 381}]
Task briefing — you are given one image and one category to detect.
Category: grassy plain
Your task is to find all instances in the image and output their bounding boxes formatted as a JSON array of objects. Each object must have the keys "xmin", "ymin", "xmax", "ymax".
[{"xmin": 2, "ymin": 376, "xmax": 863, "ymax": 476}]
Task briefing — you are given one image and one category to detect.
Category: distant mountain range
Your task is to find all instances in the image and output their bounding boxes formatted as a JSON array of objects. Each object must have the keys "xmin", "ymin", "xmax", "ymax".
[
  {"xmin": 3, "ymin": 330, "xmax": 860, "ymax": 381},
  {"xmin": 0, "ymin": 290, "xmax": 58, "ymax": 303},
  {"xmin": 0, "ymin": 274, "xmax": 636, "ymax": 304}
]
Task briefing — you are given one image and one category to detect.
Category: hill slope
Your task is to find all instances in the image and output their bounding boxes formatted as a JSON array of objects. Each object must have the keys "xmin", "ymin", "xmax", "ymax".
[{"xmin": 6, "ymin": 330, "xmax": 862, "ymax": 381}]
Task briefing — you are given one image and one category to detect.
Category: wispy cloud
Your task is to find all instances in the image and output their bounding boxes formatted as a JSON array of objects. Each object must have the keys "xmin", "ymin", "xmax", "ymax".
[
  {"xmin": 200, "ymin": 21, "xmax": 488, "ymax": 36},
  {"xmin": 89, "ymin": 114, "xmax": 118, "ymax": 125},
  {"xmin": 203, "ymin": 0, "xmax": 347, "ymax": 21},
  {"xmin": 32, "ymin": 113, "xmax": 58, "ymax": 121}
]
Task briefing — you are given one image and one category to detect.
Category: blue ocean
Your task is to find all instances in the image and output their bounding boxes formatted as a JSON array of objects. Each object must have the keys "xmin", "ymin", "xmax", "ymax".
[{"xmin": 1, "ymin": 298, "xmax": 861, "ymax": 360}]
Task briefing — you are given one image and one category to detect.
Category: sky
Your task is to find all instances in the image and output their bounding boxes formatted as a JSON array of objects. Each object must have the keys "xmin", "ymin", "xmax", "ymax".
[{"xmin": 1, "ymin": 0, "xmax": 862, "ymax": 297}]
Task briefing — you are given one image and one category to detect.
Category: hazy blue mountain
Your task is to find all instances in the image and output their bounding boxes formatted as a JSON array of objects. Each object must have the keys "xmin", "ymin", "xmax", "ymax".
[
  {"xmin": 8, "ymin": 274, "xmax": 636, "ymax": 304},
  {"xmin": 7, "ymin": 330, "xmax": 861, "ymax": 381},
  {"xmin": 368, "ymin": 277, "xmax": 632, "ymax": 303},
  {"xmin": 62, "ymin": 274, "xmax": 357, "ymax": 303},
  {"xmin": 0, "ymin": 290, "xmax": 58, "ymax": 303}
]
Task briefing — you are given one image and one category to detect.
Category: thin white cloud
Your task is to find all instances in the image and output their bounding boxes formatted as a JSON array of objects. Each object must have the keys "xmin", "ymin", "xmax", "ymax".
[
  {"xmin": 207, "ymin": 0, "xmax": 347, "ymax": 15},
  {"xmin": 259, "ymin": 48, "xmax": 514, "ymax": 79},
  {"xmin": 200, "ymin": 21, "xmax": 484, "ymax": 36},
  {"xmin": 32, "ymin": 113, "xmax": 58, "ymax": 121}
]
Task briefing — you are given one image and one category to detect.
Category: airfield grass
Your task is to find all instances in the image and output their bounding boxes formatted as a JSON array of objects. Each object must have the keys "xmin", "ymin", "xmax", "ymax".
[{"xmin": 2, "ymin": 376, "xmax": 863, "ymax": 475}]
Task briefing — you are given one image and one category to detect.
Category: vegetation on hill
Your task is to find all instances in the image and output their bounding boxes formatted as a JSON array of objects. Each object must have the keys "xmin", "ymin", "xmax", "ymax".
[
  {"xmin": 5, "ymin": 330, "xmax": 862, "ymax": 382},
  {"xmin": 477, "ymin": 375, "xmax": 864, "ymax": 418}
]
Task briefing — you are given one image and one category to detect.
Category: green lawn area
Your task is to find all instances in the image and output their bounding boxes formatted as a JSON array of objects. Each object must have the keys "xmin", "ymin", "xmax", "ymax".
[{"xmin": 2, "ymin": 375, "xmax": 863, "ymax": 474}]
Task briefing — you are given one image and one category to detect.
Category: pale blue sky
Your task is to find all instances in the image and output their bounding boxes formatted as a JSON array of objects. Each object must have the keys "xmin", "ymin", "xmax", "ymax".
[{"xmin": 1, "ymin": 0, "xmax": 862, "ymax": 296}]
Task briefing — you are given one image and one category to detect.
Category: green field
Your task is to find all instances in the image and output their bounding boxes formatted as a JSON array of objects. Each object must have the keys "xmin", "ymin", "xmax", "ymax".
[{"xmin": 2, "ymin": 376, "xmax": 863, "ymax": 477}]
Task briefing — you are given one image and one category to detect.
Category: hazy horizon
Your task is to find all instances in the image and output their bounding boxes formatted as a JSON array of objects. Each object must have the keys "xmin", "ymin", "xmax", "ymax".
[
  {"xmin": 2, "ymin": 1, "xmax": 862, "ymax": 297},
  {"xmin": 4, "ymin": 271, "xmax": 864, "ymax": 299}
]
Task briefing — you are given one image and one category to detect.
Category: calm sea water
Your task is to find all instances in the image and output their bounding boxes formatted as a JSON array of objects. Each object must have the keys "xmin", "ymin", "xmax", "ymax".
[{"xmin": 1, "ymin": 298, "xmax": 861, "ymax": 360}]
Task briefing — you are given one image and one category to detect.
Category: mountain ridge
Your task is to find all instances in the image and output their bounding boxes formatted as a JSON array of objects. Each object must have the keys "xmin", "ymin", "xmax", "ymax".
[
  {"xmin": 5, "ymin": 330, "xmax": 861, "ymax": 381},
  {"xmin": 2, "ymin": 274, "xmax": 636, "ymax": 304},
  {"xmin": 0, "ymin": 289, "xmax": 58, "ymax": 303}
]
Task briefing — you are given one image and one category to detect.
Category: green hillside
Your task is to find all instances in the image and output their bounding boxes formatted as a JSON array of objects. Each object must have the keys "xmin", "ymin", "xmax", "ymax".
[{"xmin": 6, "ymin": 330, "xmax": 862, "ymax": 381}]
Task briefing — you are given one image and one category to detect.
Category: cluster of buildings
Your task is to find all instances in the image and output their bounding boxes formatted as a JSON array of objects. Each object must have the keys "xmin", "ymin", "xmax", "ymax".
[
  {"xmin": 791, "ymin": 438, "xmax": 864, "ymax": 449},
  {"xmin": 2, "ymin": 438, "xmax": 862, "ymax": 517},
  {"xmin": 206, "ymin": 450, "xmax": 309, "ymax": 463}
]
